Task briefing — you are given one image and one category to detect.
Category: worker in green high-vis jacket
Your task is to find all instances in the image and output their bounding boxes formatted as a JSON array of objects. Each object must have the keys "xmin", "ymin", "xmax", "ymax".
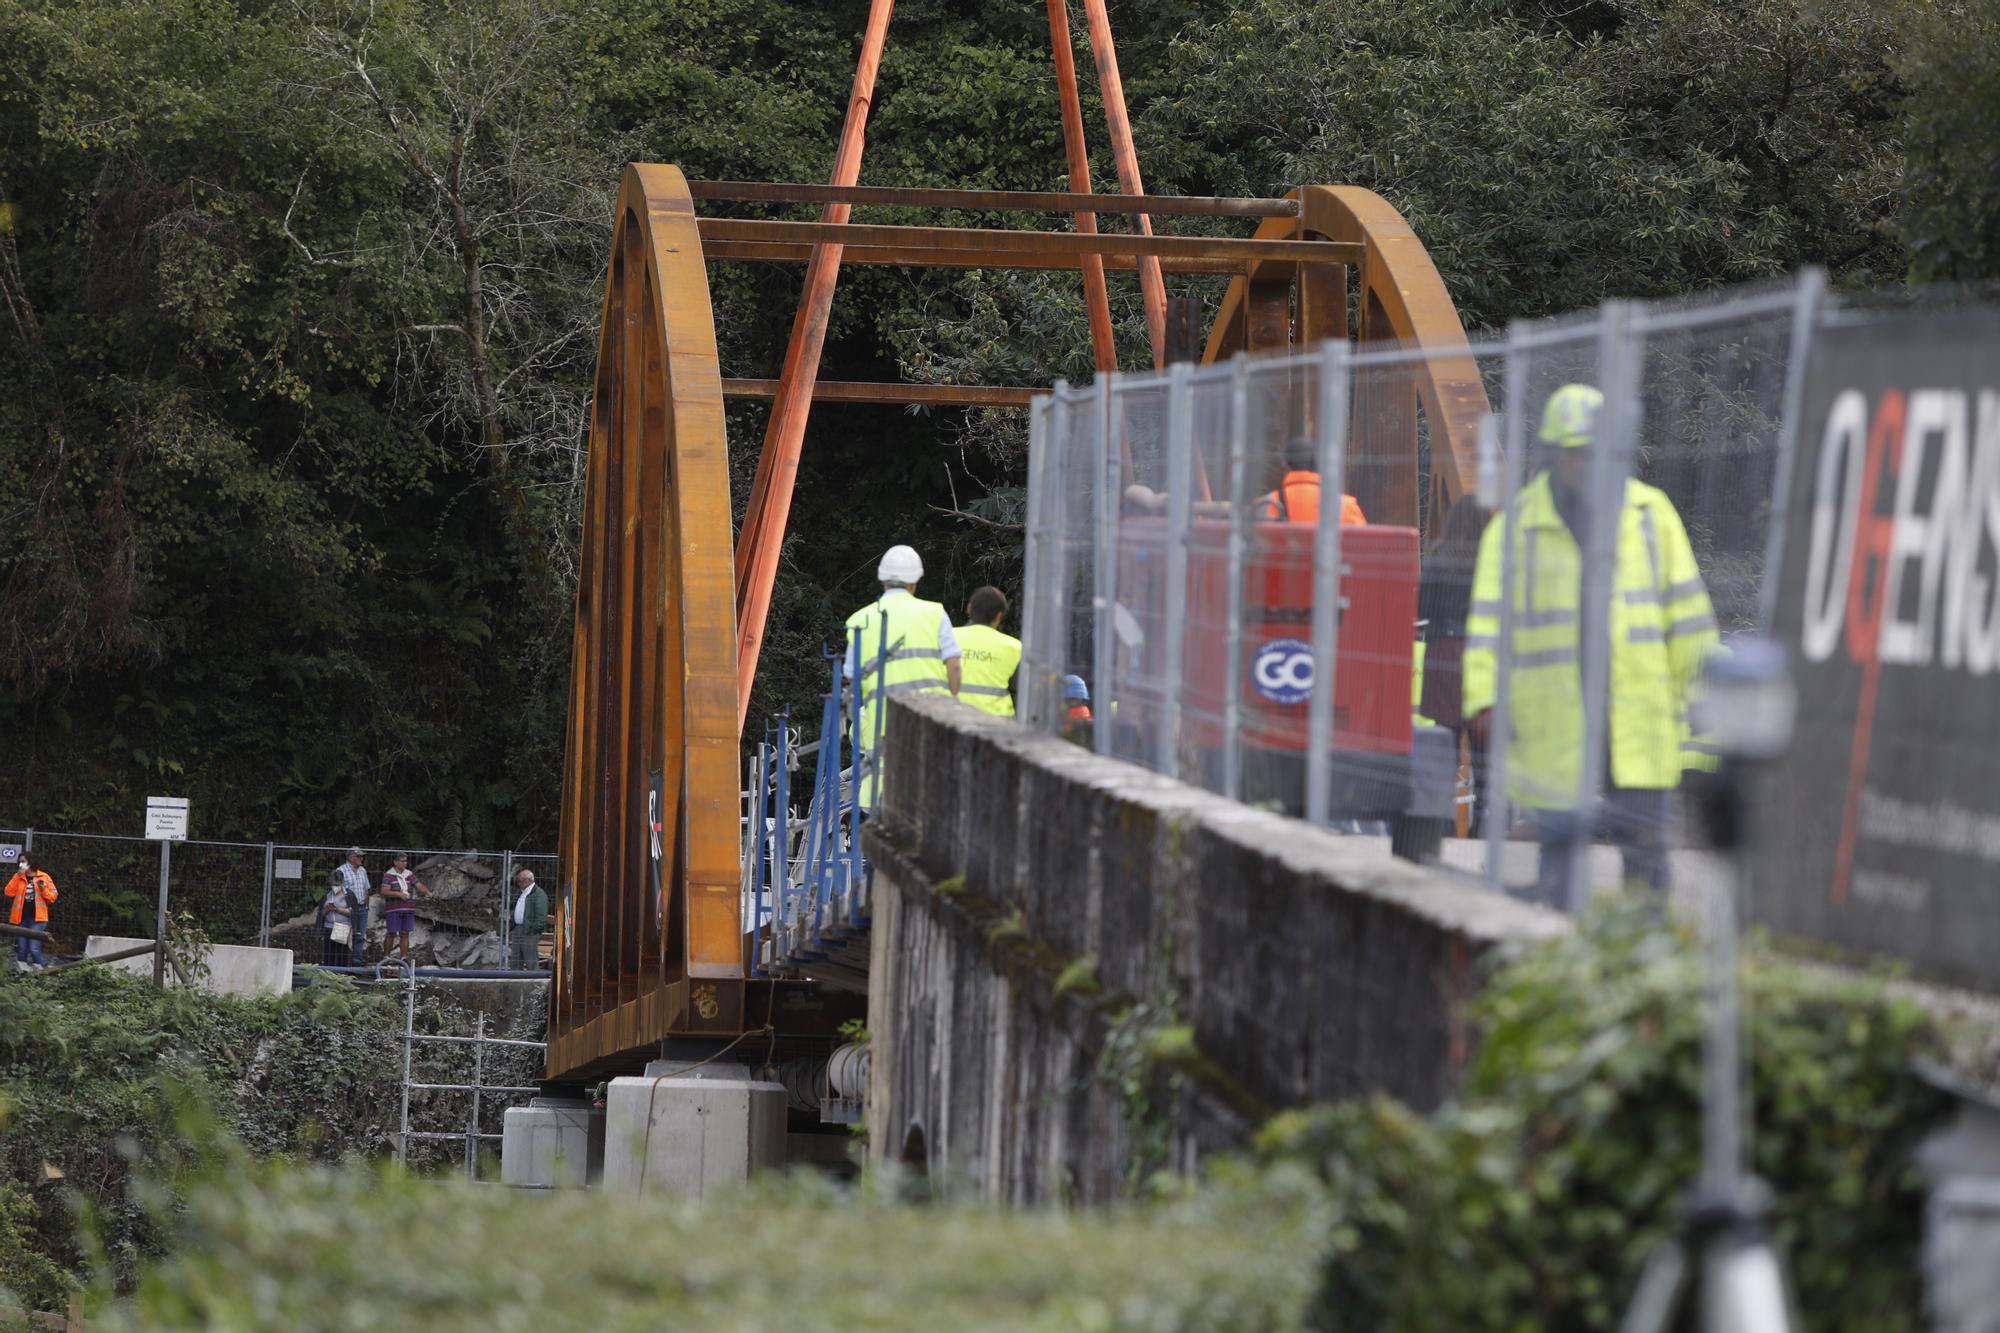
[{"xmin": 1463, "ymin": 384, "xmax": 1719, "ymax": 898}]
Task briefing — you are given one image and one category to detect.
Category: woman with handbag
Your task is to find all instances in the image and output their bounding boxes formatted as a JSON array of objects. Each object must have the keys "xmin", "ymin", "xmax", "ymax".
[{"xmin": 317, "ymin": 871, "xmax": 358, "ymax": 966}]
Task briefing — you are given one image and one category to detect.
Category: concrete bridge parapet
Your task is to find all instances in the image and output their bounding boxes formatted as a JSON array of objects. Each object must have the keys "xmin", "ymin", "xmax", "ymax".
[{"xmin": 862, "ymin": 693, "xmax": 1567, "ymax": 1202}]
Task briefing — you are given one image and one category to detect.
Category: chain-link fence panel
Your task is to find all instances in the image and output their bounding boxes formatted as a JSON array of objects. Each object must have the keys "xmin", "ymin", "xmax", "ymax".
[
  {"xmin": 1021, "ymin": 381, "xmax": 1102, "ymax": 732},
  {"xmin": 0, "ymin": 828, "xmax": 555, "ymax": 969},
  {"xmin": 271, "ymin": 844, "xmax": 535, "ymax": 970},
  {"xmin": 0, "ymin": 830, "xmax": 265, "ymax": 958}
]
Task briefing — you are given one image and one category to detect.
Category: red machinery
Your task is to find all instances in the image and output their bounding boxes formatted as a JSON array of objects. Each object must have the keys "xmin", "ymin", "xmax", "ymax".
[{"xmin": 1116, "ymin": 519, "xmax": 1421, "ymax": 818}]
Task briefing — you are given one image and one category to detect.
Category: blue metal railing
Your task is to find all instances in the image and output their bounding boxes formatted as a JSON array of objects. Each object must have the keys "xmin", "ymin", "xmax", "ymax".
[{"xmin": 744, "ymin": 625, "xmax": 880, "ymax": 976}]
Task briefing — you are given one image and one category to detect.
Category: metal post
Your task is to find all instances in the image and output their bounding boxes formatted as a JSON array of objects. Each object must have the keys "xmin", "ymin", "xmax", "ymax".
[
  {"xmin": 847, "ymin": 625, "xmax": 866, "ymax": 884},
  {"xmin": 1755, "ymin": 267, "xmax": 1829, "ymax": 630},
  {"xmin": 499, "ymin": 850, "xmax": 515, "ymax": 951},
  {"xmin": 751, "ymin": 733, "xmax": 770, "ymax": 937},
  {"xmin": 21, "ymin": 829, "xmax": 31, "ymax": 854},
  {"xmin": 1305, "ymin": 339, "xmax": 1353, "ymax": 826},
  {"xmin": 775, "ymin": 709, "xmax": 792, "ymax": 914},
  {"xmin": 1569, "ymin": 301, "xmax": 1640, "ymax": 912},
  {"xmin": 1021, "ymin": 394, "xmax": 1052, "ymax": 728},
  {"xmin": 1159, "ymin": 361, "xmax": 1195, "ymax": 775},
  {"xmin": 869, "ymin": 609, "xmax": 890, "ymax": 808},
  {"xmin": 153, "ymin": 839, "xmax": 171, "ymax": 988},
  {"xmin": 1704, "ymin": 852, "xmax": 1744, "ymax": 1191},
  {"xmin": 1093, "ymin": 372, "xmax": 1118, "ymax": 755},
  {"xmin": 1051, "ymin": 384, "xmax": 1081, "ymax": 733},
  {"xmin": 1221, "ymin": 355, "xmax": 1252, "ymax": 801},
  {"xmin": 259, "ymin": 842, "xmax": 275, "ymax": 949},
  {"xmin": 398, "ymin": 964, "xmax": 417, "ymax": 1166},
  {"xmin": 1485, "ymin": 330, "xmax": 1531, "ymax": 894},
  {"xmin": 467, "ymin": 1011, "xmax": 486, "ymax": 1178}
]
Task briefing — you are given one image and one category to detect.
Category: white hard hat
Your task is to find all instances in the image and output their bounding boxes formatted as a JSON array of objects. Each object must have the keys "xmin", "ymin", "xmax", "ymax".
[{"xmin": 877, "ymin": 544, "xmax": 924, "ymax": 584}]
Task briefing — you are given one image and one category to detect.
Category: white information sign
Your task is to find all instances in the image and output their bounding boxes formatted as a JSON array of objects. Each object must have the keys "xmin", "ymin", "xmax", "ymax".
[
  {"xmin": 274, "ymin": 858, "xmax": 303, "ymax": 880},
  {"xmin": 144, "ymin": 796, "xmax": 189, "ymax": 842}
]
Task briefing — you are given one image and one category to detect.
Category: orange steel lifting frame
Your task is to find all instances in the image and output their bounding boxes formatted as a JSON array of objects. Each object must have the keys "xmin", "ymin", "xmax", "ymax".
[{"xmin": 550, "ymin": 10, "xmax": 1491, "ymax": 1081}]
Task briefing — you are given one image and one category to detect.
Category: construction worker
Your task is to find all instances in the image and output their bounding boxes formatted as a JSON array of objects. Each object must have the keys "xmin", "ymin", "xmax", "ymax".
[
  {"xmin": 5, "ymin": 855, "xmax": 58, "ymax": 968},
  {"xmin": 1462, "ymin": 384, "xmax": 1718, "ymax": 900},
  {"xmin": 1251, "ymin": 435, "xmax": 1367, "ymax": 525},
  {"xmin": 1058, "ymin": 675, "xmax": 1093, "ymax": 743},
  {"xmin": 844, "ymin": 544, "xmax": 961, "ymax": 808},
  {"xmin": 1123, "ymin": 436, "xmax": 1366, "ymax": 525},
  {"xmin": 957, "ymin": 586, "xmax": 1021, "ymax": 717}
]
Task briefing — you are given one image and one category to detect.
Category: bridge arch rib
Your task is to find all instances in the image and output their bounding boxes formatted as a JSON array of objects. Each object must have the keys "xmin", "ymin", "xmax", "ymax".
[
  {"xmin": 552, "ymin": 163, "xmax": 743, "ymax": 1079},
  {"xmin": 1201, "ymin": 184, "xmax": 1490, "ymax": 532}
]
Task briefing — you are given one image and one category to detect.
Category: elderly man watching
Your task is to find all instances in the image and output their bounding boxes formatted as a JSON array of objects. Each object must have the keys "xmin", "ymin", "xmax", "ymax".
[{"xmin": 508, "ymin": 869, "xmax": 548, "ymax": 971}]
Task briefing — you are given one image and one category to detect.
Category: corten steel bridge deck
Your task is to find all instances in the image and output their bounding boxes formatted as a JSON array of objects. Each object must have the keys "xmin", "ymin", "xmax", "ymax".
[{"xmin": 547, "ymin": 1, "xmax": 1491, "ymax": 1083}]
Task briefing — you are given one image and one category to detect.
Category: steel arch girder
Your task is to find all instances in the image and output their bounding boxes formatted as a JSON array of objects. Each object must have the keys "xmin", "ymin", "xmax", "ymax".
[
  {"xmin": 551, "ymin": 163, "xmax": 742, "ymax": 1081},
  {"xmin": 1201, "ymin": 184, "xmax": 1490, "ymax": 526}
]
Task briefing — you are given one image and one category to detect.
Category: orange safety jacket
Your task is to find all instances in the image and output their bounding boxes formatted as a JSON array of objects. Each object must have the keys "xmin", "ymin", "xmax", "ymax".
[
  {"xmin": 1252, "ymin": 471, "xmax": 1366, "ymax": 526},
  {"xmin": 5, "ymin": 870, "xmax": 57, "ymax": 925}
]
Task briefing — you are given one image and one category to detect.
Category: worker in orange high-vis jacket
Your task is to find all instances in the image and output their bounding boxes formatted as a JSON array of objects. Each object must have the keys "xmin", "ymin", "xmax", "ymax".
[
  {"xmin": 1251, "ymin": 436, "xmax": 1367, "ymax": 526},
  {"xmin": 5, "ymin": 855, "xmax": 58, "ymax": 968},
  {"xmin": 1124, "ymin": 436, "xmax": 1366, "ymax": 526}
]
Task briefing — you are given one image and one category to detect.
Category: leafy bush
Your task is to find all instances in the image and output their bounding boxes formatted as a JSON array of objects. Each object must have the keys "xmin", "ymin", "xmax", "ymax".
[
  {"xmin": 0, "ymin": 965, "xmax": 537, "ymax": 1309},
  {"xmin": 93, "ymin": 1147, "xmax": 1328, "ymax": 1331},
  {"xmin": 1259, "ymin": 903, "xmax": 1951, "ymax": 1331}
]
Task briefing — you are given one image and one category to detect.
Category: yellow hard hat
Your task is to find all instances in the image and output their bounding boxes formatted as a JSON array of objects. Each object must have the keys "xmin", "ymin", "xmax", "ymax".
[{"xmin": 1539, "ymin": 383, "xmax": 1604, "ymax": 449}]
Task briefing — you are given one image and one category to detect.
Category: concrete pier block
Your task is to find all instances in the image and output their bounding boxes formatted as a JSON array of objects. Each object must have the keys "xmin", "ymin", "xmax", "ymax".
[
  {"xmin": 601, "ymin": 1064, "xmax": 787, "ymax": 1199},
  {"xmin": 500, "ymin": 1097, "xmax": 603, "ymax": 1189}
]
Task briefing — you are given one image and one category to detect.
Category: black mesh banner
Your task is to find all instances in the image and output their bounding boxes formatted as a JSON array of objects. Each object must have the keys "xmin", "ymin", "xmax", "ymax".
[{"xmin": 1757, "ymin": 311, "xmax": 2000, "ymax": 986}]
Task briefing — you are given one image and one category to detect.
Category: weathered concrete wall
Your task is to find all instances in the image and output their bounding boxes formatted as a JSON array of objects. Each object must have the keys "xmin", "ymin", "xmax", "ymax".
[{"xmin": 864, "ymin": 693, "xmax": 1566, "ymax": 1203}]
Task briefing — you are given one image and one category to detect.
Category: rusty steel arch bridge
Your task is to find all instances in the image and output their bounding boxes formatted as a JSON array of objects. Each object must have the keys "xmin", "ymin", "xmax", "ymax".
[{"xmin": 547, "ymin": 2, "xmax": 1488, "ymax": 1081}]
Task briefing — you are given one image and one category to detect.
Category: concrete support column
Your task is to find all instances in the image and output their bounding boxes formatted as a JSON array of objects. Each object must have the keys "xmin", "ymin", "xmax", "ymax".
[
  {"xmin": 600, "ymin": 1060, "xmax": 787, "ymax": 1199},
  {"xmin": 501, "ymin": 1096, "xmax": 605, "ymax": 1189}
]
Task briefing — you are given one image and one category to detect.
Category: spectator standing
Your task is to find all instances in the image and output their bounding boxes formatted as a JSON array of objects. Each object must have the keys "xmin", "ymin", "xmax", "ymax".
[
  {"xmin": 4, "ymin": 856, "xmax": 57, "ymax": 969},
  {"xmin": 317, "ymin": 871, "xmax": 359, "ymax": 966},
  {"xmin": 335, "ymin": 846, "xmax": 373, "ymax": 963},
  {"xmin": 379, "ymin": 852, "xmax": 430, "ymax": 960},
  {"xmin": 508, "ymin": 868, "xmax": 548, "ymax": 971}
]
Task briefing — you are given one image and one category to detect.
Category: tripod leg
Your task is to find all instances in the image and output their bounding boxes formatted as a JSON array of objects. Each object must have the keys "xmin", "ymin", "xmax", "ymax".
[
  {"xmin": 1705, "ymin": 1239, "xmax": 1795, "ymax": 1333},
  {"xmin": 1619, "ymin": 1240, "xmax": 1690, "ymax": 1333}
]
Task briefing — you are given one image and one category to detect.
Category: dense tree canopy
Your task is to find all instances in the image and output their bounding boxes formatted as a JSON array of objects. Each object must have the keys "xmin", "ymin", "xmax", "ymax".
[{"xmin": 0, "ymin": 0, "xmax": 1990, "ymax": 853}]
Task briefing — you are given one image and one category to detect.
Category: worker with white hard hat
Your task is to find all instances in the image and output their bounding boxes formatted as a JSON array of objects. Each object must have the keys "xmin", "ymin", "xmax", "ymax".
[{"xmin": 844, "ymin": 544, "xmax": 961, "ymax": 807}]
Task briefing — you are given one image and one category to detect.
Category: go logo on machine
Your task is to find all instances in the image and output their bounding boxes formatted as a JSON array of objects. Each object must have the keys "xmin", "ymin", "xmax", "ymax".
[{"xmin": 1251, "ymin": 637, "xmax": 1314, "ymax": 704}]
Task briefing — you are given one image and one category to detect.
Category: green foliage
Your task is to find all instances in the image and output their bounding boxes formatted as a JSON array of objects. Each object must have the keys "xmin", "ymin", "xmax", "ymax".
[
  {"xmin": 0, "ymin": 1175, "xmax": 78, "ymax": 1319},
  {"xmin": 1139, "ymin": 0, "xmax": 1912, "ymax": 330},
  {"xmin": 97, "ymin": 1154, "xmax": 1330, "ymax": 1330},
  {"xmin": 0, "ymin": 964, "xmax": 536, "ymax": 1302},
  {"xmin": 1052, "ymin": 952, "xmax": 1099, "ymax": 997},
  {"xmin": 1900, "ymin": 0, "xmax": 2000, "ymax": 280},
  {"xmin": 1258, "ymin": 902, "xmax": 1951, "ymax": 1331}
]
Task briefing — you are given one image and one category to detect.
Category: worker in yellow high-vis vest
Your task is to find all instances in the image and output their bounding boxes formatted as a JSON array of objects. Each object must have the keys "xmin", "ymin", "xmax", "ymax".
[
  {"xmin": 955, "ymin": 586, "xmax": 1022, "ymax": 718},
  {"xmin": 844, "ymin": 544, "xmax": 961, "ymax": 809},
  {"xmin": 1462, "ymin": 384, "xmax": 1719, "ymax": 898}
]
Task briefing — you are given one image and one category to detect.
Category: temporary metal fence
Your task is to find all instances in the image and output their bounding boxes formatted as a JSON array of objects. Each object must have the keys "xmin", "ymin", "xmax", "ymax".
[
  {"xmin": 1021, "ymin": 270, "xmax": 1826, "ymax": 906},
  {"xmin": 0, "ymin": 826, "xmax": 558, "ymax": 969}
]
